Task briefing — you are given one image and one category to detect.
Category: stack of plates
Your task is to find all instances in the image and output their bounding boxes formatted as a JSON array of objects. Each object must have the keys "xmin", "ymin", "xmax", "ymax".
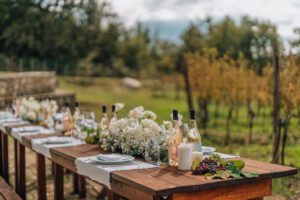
[
  {"xmin": 44, "ymin": 137, "xmax": 72, "ymax": 144},
  {"xmin": 91, "ymin": 154, "xmax": 135, "ymax": 165},
  {"xmin": 202, "ymin": 146, "xmax": 216, "ymax": 155}
]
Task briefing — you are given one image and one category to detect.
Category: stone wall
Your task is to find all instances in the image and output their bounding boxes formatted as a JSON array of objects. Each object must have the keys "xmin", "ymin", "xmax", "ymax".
[{"xmin": 0, "ymin": 71, "xmax": 56, "ymax": 97}]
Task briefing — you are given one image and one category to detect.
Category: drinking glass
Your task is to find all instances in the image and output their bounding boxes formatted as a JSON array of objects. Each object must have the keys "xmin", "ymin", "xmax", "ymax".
[
  {"xmin": 181, "ymin": 123, "xmax": 189, "ymax": 143},
  {"xmin": 144, "ymin": 137, "xmax": 162, "ymax": 166}
]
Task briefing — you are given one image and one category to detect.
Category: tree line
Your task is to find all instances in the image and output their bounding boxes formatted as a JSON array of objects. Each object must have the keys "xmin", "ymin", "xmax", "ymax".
[{"xmin": 1, "ymin": 0, "xmax": 299, "ymax": 77}]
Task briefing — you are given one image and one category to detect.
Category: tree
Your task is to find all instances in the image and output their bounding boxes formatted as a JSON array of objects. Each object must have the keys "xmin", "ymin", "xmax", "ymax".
[{"xmin": 0, "ymin": 0, "xmax": 114, "ymax": 74}]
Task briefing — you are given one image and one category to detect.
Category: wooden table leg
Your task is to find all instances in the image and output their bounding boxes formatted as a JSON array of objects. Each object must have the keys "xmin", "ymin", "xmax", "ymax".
[
  {"xmin": 78, "ymin": 175, "xmax": 86, "ymax": 198},
  {"xmin": 0, "ymin": 130, "xmax": 2, "ymax": 176},
  {"xmin": 17, "ymin": 142, "xmax": 26, "ymax": 200},
  {"xmin": 73, "ymin": 173, "xmax": 78, "ymax": 194},
  {"xmin": 37, "ymin": 153, "xmax": 46, "ymax": 200},
  {"xmin": 54, "ymin": 163, "xmax": 64, "ymax": 200},
  {"xmin": 1, "ymin": 133, "xmax": 9, "ymax": 184},
  {"xmin": 14, "ymin": 139, "xmax": 19, "ymax": 193},
  {"xmin": 108, "ymin": 191, "xmax": 121, "ymax": 200}
]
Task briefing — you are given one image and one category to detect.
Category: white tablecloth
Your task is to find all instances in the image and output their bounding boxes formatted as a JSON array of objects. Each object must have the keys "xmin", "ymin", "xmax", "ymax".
[
  {"xmin": 75, "ymin": 155, "xmax": 157, "ymax": 189},
  {"xmin": 31, "ymin": 136, "xmax": 85, "ymax": 158},
  {"xmin": 11, "ymin": 126, "xmax": 57, "ymax": 143}
]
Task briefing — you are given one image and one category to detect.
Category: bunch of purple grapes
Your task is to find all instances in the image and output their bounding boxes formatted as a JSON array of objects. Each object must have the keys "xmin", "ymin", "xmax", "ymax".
[{"xmin": 192, "ymin": 158, "xmax": 227, "ymax": 175}]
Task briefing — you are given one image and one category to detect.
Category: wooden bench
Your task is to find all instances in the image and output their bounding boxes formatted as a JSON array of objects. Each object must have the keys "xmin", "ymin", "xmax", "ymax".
[{"xmin": 0, "ymin": 176, "xmax": 22, "ymax": 200}]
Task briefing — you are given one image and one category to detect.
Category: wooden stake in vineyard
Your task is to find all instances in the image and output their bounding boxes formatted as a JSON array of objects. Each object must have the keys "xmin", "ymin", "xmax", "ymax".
[
  {"xmin": 271, "ymin": 42, "xmax": 281, "ymax": 164},
  {"xmin": 182, "ymin": 54, "xmax": 194, "ymax": 110}
]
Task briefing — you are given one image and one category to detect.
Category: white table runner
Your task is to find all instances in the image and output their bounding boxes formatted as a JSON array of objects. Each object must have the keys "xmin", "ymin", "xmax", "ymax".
[
  {"xmin": 32, "ymin": 136, "xmax": 85, "ymax": 158},
  {"xmin": 0, "ymin": 119, "xmax": 30, "ymax": 132},
  {"xmin": 75, "ymin": 155, "xmax": 157, "ymax": 189},
  {"xmin": 11, "ymin": 126, "xmax": 57, "ymax": 143}
]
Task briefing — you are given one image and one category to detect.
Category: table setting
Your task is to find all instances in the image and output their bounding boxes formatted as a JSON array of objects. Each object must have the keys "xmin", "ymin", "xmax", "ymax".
[
  {"xmin": 75, "ymin": 153, "xmax": 157, "ymax": 189},
  {"xmin": 11, "ymin": 126, "xmax": 57, "ymax": 143},
  {"xmin": 31, "ymin": 136, "xmax": 85, "ymax": 158}
]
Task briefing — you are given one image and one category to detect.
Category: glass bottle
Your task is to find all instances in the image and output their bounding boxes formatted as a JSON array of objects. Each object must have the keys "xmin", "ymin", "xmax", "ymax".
[
  {"xmin": 168, "ymin": 110, "xmax": 183, "ymax": 166},
  {"xmin": 99, "ymin": 106, "xmax": 109, "ymax": 131},
  {"xmin": 186, "ymin": 109, "xmax": 202, "ymax": 152},
  {"xmin": 110, "ymin": 105, "xmax": 117, "ymax": 125},
  {"xmin": 14, "ymin": 93, "xmax": 20, "ymax": 117},
  {"xmin": 73, "ymin": 102, "xmax": 81, "ymax": 123},
  {"xmin": 63, "ymin": 102, "xmax": 73, "ymax": 132}
]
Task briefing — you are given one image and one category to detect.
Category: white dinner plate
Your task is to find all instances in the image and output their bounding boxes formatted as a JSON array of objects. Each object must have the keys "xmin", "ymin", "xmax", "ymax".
[
  {"xmin": 18, "ymin": 126, "xmax": 42, "ymax": 132},
  {"xmin": 202, "ymin": 146, "xmax": 216, "ymax": 154},
  {"xmin": 91, "ymin": 154, "xmax": 135, "ymax": 165},
  {"xmin": 45, "ymin": 137, "xmax": 72, "ymax": 144},
  {"xmin": 3, "ymin": 118, "xmax": 21, "ymax": 123}
]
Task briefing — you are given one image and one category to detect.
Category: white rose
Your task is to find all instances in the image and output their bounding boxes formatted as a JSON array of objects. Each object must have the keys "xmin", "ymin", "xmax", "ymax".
[
  {"xmin": 141, "ymin": 119, "xmax": 154, "ymax": 128},
  {"xmin": 128, "ymin": 106, "xmax": 144, "ymax": 119},
  {"xmin": 143, "ymin": 110, "xmax": 157, "ymax": 120},
  {"xmin": 27, "ymin": 111, "xmax": 37, "ymax": 121},
  {"xmin": 115, "ymin": 103, "xmax": 125, "ymax": 112}
]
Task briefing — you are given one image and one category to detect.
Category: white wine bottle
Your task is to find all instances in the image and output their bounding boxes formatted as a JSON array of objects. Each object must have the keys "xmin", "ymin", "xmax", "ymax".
[
  {"xmin": 186, "ymin": 109, "xmax": 202, "ymax": 152},
  {"xmin": 73, "ymin": 102, "xmax": 81, "ymax": 123},
  {"xmin": 168, "ymin": 110, "xmax": 183, "ymax": 166},
  {"xmin": 63, "ymin": 102, "xmax": 74, "ymax": 132},
  {"xmin": 110, "ymin": 105, "xmax": 117, "ymax": 125},
  {"xmin": 99, "ymin": 106, "xmax": 109, "ymax": 131}
]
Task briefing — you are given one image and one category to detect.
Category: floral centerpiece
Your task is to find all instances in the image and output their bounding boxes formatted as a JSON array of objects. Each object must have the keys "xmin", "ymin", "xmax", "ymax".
[
  {"xmin": 100, "ymin": 105, "xmax": 180, "ymax": 161},
  {"xmin": 20, "ymin": 97, "xmax": 58, "ymax": 123}
]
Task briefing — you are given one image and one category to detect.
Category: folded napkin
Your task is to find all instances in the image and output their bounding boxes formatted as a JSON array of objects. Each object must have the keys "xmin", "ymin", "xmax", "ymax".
[
  {"xmin": 11, "ymin": 126, "xmax": 56, "ymax": 143},
  {"xmin": 31, "ymin": 136, "xmax": 85, "ymax": 158},
  {"xmin": 75, "ymin": 155, "xmax": 157, "ymax": 189},
  {"xmin": 216, "ymin": 152, "xmax": 240, "ymax": 159}
]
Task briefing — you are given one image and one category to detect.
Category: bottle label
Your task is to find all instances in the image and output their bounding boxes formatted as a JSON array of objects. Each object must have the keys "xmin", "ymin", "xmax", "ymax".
[{"xmin": 191, "ymin": 142, "xmax": 202, "ymax": 152}]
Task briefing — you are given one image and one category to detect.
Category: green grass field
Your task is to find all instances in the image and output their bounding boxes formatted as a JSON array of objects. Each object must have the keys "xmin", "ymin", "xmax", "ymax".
[{"xmin": 58, "ymin": 76, "xmax": 300, "ymax": 198}]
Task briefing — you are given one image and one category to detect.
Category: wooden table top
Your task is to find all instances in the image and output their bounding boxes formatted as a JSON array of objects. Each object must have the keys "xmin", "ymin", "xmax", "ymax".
[
  {"xmin": 49, "ymin": 144, "xmax": 298, "ymax": 196},
  {"xmin": 2, "ymin": 123, "xmax": 298, "ymax": 196}
]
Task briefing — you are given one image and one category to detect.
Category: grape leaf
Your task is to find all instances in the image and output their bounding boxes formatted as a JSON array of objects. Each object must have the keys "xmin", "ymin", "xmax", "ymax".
[
  {"xmin": 240, "ymin": 171, "xmax": 259, "ymax": 178},
  {"xmin": 226, "ymin": 160, "xmax": 245, "ymax": 170},
  {"xmin": 226, "ymin": 162, "xmax": 241, "ymax": 177},
  {"xmin": 205, "ymin": 170, "xmax": 232, "ymax": 180}
]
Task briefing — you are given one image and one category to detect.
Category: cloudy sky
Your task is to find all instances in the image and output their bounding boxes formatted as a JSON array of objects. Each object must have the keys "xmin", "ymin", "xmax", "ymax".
[{"xmin": 109, "ymin": 0, "xmax": 300, "ymax": 43}]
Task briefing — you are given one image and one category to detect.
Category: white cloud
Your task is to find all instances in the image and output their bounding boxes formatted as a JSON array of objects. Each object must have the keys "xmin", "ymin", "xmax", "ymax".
[{"xmin": 109, "ymin": 0, "xmax": 300, "ymax": 41}]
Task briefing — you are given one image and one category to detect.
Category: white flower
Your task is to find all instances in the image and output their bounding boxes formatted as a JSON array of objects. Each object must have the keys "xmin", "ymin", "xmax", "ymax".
[
  {"xmin": 141, "ymin": 119, "xmax": 153, "ymax": 128},
  {"xmin": 143, "ymin": 110, "xmax": 157, "ymax": 120},
  {"xmin": 128, "ymin": 106, "xmax": 144, "ymax": 119},
  {"xmin": 115, "ymin": 103, "xmax": 125, "ymax": 112},
  {"xmin": 163, "ymin": 121, "xmax": 172, "ymax": 130},
  {"xmin": 27, "ymin": 111, "xmax": 37, "ymax": 121}
]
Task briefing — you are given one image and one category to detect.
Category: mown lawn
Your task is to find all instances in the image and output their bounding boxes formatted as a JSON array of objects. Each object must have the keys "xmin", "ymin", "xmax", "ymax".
[{"xmin": 58, "ymin": 76, "xmax": 300, "ymax": 199}]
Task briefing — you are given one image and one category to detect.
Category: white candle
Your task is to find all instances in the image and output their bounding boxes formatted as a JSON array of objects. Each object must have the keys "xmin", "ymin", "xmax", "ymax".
[
  {"xmin": 178, "ymin": 143, "xmax": 192, "ymax": 170},
  {"xmin": 192, "ymin": 151, "xmax": 203, "ymax": 162}
]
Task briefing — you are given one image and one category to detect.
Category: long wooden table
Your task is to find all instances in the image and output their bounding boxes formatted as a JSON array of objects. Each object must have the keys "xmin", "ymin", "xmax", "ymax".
[
  {"xmin": 1, "ymin": 123, "xmax": 298, "ymax": 200},
  {"xmin": 0, "ymin": 124, "xmax": 86, "ymax": 200},
  {"xmin": 49, "ymin": 144, "xmax": 298, "ymax": 200}
]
